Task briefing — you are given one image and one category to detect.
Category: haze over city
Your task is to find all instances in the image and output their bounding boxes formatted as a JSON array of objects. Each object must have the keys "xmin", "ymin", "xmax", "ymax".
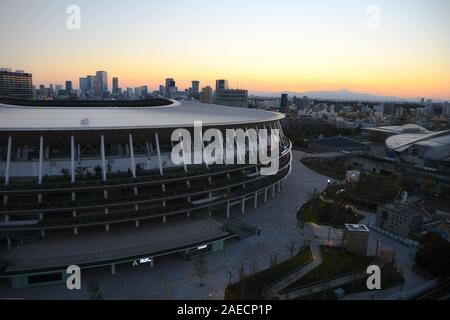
[{"xmin": 1, "ymin": 0, "xmax": 449, "ymax": 100}]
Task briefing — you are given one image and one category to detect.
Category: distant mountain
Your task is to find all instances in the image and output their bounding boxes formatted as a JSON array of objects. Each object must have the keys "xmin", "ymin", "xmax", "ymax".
[{"xmin": 250, "ymin": 89, "xmax": 433, "ymax": 103}]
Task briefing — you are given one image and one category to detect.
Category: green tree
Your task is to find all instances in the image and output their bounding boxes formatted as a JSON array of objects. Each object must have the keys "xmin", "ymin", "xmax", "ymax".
[{"xmin": 415, "ymin": 233, "xmax": 450, "ymax": 278}]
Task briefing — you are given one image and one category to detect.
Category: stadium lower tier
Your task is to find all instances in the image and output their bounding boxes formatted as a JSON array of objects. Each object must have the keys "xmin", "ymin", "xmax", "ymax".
[{"xmin": 0, "ymin": 144, "xmax": 292, "ymax": 248}]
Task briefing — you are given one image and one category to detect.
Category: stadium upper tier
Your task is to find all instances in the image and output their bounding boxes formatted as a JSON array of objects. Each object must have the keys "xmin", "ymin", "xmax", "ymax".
[{"xmin": 0, "ymin": 99, "xmax": 284, "ymax": 131}]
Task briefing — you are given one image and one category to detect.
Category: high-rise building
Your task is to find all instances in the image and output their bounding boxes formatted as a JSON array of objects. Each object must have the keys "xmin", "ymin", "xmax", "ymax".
[
  {"xmin": 48, "ymin": 84, "xmax": 55, "ymax": 96},
  {"xmin": 280, "ymin": 94, "xmax": 289, "ymax": 112},
  {"xmin": 191, "ymin": 80, "xmax": 200, "ymax": 99},
  {"xmin": 165, "ymin": 78, "xmax": 176, "ymax": 98},
  {"xmin": 159, "ymin": 85, "xmax": 165, "ymax": 96},
  {"xmin": 214, "ymin": 89, "xmax": 248, "ymax": 108},
  {"xmin": 215, "ymin": 79, "xmax": 229, "ymax": 93},
  {"xmin": 134, "ymin": 86, "xmax": 148, "ymax": 98},
  {"xmin": 38, "ymin": 85, "xmax": 47, "ymax": 98},
  {"xmin": 444, "ymin": 101, "xmax": 450, "ymax": 116},
  {"xmin": 79, "ymin": 77, "xmax": 89, "ymax": 93},
  {"xmin": 112, "ymin": 77, "xmax": 119, "ymax": 94},
  {"xmin": 302, "ymin": 96, "xmax": 310, "ymax": 110},
  {"xmin": 95, "ymin": 71, "xmax": 108, "ymax": 96},
  {"xmin": 199, "ymin": 86, "xmax": 213, "ymax": 104},
  {"xmin": 65, "ymin": 81, "xmax": 73, "ymax": 95},
  {"xmin": 86, "ymin": 75, "xmax": 96, "ymax": 93},
  {"xmin": 0, "ymin": 69, "xmax": 33, "ymax": 99}
]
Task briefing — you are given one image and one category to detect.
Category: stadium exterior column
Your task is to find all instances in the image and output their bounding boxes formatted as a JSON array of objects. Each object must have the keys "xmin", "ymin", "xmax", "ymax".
[
  {"xmin": 101, "ymin": 134, "xmax": 107, "ymax": 181},
  {"xmin": 5, "ymin": 136, "xmax": 12, "ymax": 185},
  {"xmin": 38, "ymin": 136, "xmax": 44, "ymax": 185},
  {"xmin": 71, "ymin": 135, "xmax": 75, "ymax": 183},
  {"xmin": 129, "ymin": 134, "xmax": 136, "ymax": 178},
  {"xmin": 155, "ymin": 132, "xmax": 164, "ymax": 176}
]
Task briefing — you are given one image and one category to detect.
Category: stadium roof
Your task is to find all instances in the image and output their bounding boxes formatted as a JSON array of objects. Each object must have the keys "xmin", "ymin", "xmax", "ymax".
[
  {"xmin": 386, "ymin": 130, "xmax": 450, "ymax": 153},
  {"xmin": 365, "ymin": 124, "xmax": 430, "ymax": 135},
  {"xmin": 0, "ymin": 100, "xmax": 284, "ymax": 132}
]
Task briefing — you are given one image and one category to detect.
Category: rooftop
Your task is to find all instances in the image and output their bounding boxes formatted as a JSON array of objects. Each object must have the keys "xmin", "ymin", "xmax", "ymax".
[
  {"xmin": 366, "ymin": 124, "xmax": 430, "ymax": 135},
  {"xmin": 345, "ymin": 224, "xmax": 370, "ymax": 233},
  {"xmin": 0, "ymin": 99, "xmax": 284, "ymax": 132},
  {"xmin": 386, "ymin": 130, "xmax": 450, "ymax": 152},
  {"xmin": 0, "ymin": 218, "xmax": 232, "ymax": 273}
]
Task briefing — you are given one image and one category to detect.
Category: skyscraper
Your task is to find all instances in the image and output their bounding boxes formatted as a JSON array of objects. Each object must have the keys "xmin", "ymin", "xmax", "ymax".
[
  {"xmin": 0, "ymin": 69, "xmax": 33, "ymax": 99},
  {"xmin": 86, "ymin": 76, "xmax": 96, "ymax": 93},
  {"xmin": 165, "ymin": 78, "xmax": 176, "ymax": 98},
  {"xmin": 215, "ymin": 79, "xmax": 229, "ymax": 93},
  {"xmin": 38, "ymin": 84, "xmax": 47, "ymax": 98},
  {"xmin": 112, "ymin": 77, "xmax": 119, "ymax": 94},
  {"xmin": 95, "ymin": 71, "xmax": 108, "ymax": 96},
  {"xmin": 280, "ymin": 94, "xmax": 289, "ymax": 112},
  {"xmin": 199, "ymin": 86, "xmax": 214, "ymax": 104},
  {"xmin": 79, "ymin": 77, "xmax": 89, "ymax": 93},
  {"xmin": 65, "ymin": 81, "xmax": 73, "ymax": 95},
  {"xmin": 192, "ymin": 80, "xmax": 200, "ymax": 99}
]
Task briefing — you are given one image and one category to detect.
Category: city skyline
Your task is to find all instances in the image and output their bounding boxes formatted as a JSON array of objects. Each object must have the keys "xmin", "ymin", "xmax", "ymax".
[{"xmin": 1, "ymin": 0, "xmax": 449, "ymax": 100}]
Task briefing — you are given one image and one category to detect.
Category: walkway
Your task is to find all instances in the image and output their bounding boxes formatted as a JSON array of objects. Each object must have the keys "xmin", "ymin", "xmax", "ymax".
[{"xmin": 268, "ymin": 241, "xmax": 322, "ymax": 298}]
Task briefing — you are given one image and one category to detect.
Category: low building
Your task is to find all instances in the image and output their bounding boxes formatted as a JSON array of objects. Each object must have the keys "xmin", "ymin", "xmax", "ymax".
[
  {"xmin": 344, "ymin": 224, "xmax": 370, "ymax": 256},
  {"xmin": 214, "ymin": 89, "xmax": 248, "ymax": 108},
  {"xmin": 376, "ymin": 204, "xmax": 423, "ymax": 238}
]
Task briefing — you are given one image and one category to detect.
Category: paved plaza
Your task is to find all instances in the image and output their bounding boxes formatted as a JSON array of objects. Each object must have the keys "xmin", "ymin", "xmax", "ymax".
[{"xmin": 0, "ymin": 150, "xmax": 329, "ymax": 299}]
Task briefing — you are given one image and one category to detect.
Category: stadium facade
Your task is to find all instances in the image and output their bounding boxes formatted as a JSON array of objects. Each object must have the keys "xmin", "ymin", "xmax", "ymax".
[{"xmin": 0, "ymin": 98, "xmax": 292, "ymax": 288}]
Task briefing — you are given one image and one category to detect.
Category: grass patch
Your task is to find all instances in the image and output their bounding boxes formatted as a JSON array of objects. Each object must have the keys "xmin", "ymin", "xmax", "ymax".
[
  {"xmin": 298, "ymin": 198, "xmax": 363, "ymax": 228},
  {"xmin": 225, "ymin": 247, "xmax": 313, "ymax": 300},
  {"xmin": 284, "ymin": 247, "xmax": 374, "ymax": 291}
]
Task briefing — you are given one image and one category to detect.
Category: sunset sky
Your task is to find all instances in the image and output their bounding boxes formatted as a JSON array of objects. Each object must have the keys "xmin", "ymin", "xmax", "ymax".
[{"xmin": 1, "ymin": 0, "xmax": 449, "ymax": 99}]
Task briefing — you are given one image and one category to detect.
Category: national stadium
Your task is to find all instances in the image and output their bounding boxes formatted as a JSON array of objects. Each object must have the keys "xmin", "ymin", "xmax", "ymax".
[{"xmin": 0, "ymin": 98, "xmax": 292, "ymax": 288}]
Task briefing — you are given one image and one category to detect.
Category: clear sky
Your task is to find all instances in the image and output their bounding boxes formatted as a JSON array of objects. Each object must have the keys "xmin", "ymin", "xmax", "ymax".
[{"xmin": 1, "ymin": 0, "xmax": 449, "ymax": 99}]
